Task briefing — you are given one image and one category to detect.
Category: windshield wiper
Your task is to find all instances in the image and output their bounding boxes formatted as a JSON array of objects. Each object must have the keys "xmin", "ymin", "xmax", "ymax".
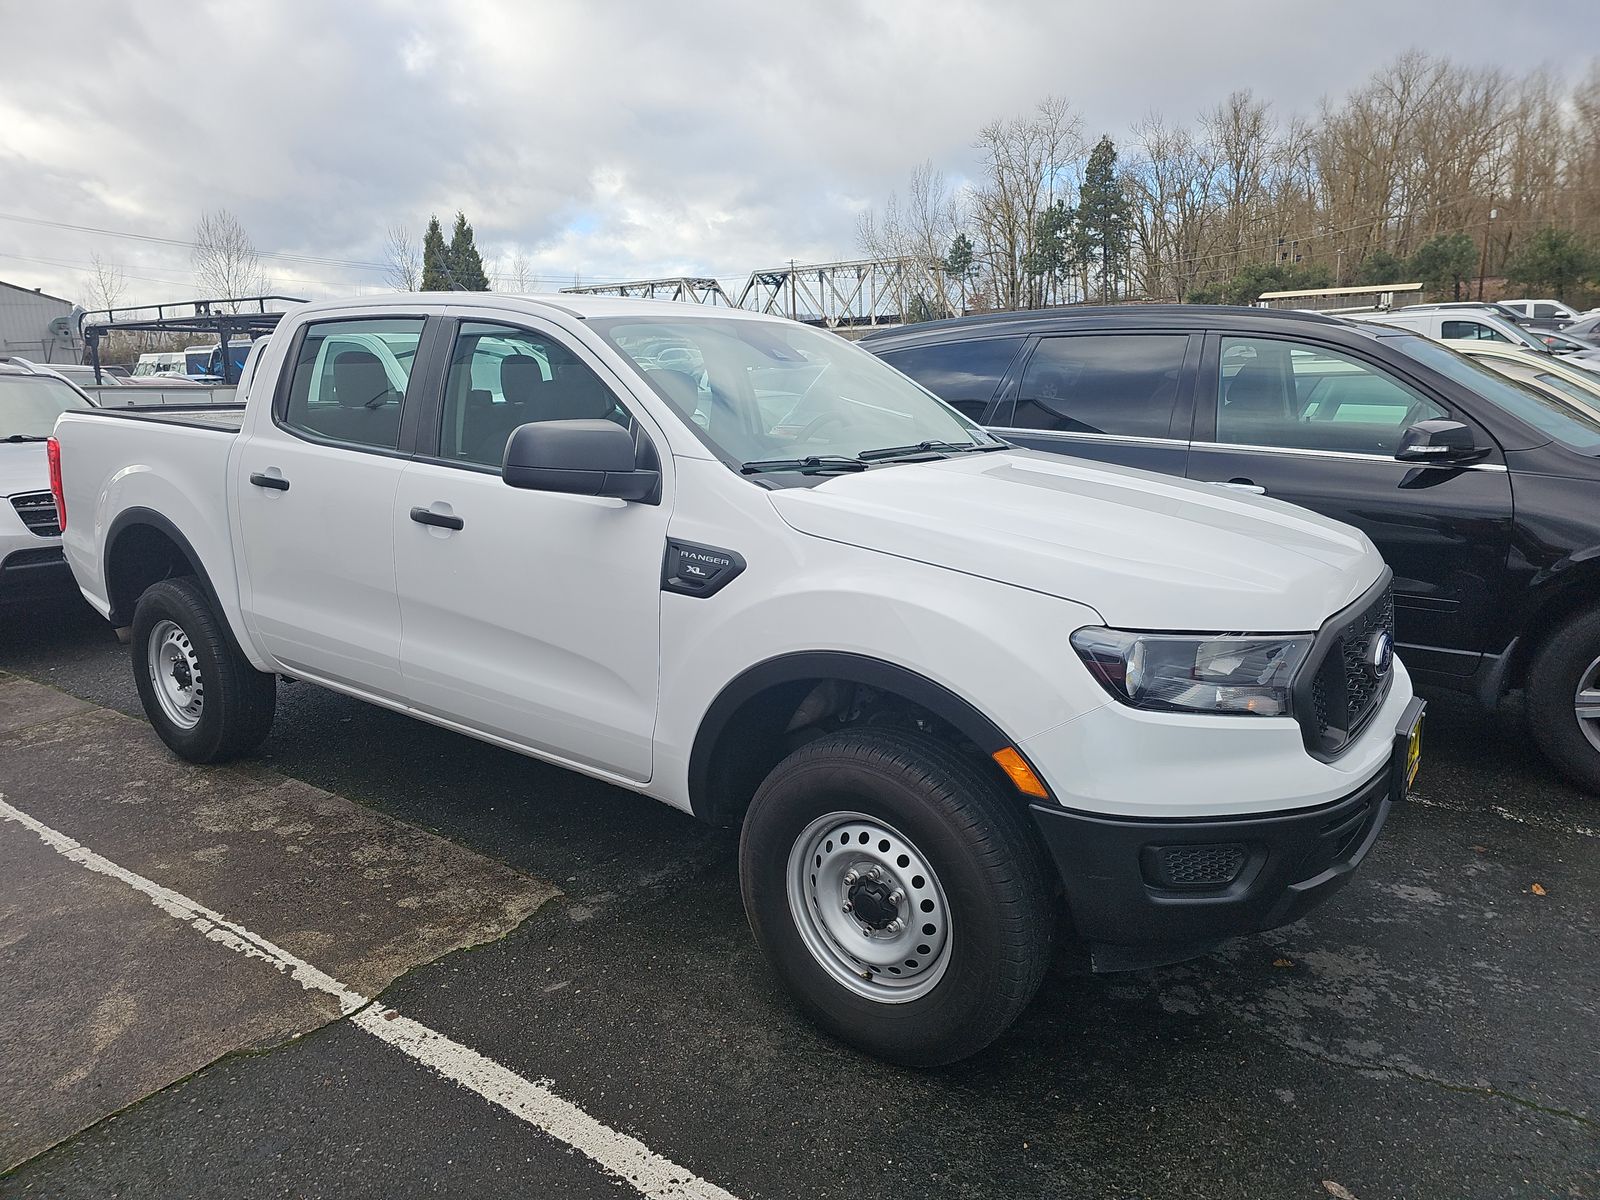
[
  {"xmin": 740, "ymin": 454, "xmax": 869, "ymax": 475},
  {"xmin": 857, "ymin": 439, "xmax": 1008, "ymax": 461},
  {"xmin": 1, "ymin": 434, "xmax": 49, "ymax": 443}
]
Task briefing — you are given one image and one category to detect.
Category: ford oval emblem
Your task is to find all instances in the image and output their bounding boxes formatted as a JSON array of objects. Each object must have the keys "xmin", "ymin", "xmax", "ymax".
[{"xmin": 1366, "ymin": 631, "xmax": 1394, "ymax": 679}]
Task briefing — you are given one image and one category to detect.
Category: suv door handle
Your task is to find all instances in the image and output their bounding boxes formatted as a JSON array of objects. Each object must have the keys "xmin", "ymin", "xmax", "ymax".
[
  {"xmin": 249, "ymin": 472, "xmax": 290, "ymax": 491},
  {"xmin": 410, "ymin": 506, "xmax": 464, "ymax": 531},
  {"xmin": 1218, "ymin": 479, "xmax": 1267, "ymax": 495}
]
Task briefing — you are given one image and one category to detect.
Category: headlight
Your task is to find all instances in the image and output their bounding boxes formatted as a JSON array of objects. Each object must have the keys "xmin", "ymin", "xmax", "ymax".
[{"xmin": 1070, "ymin": 628, "xmax": 1311, "ymax": 717}]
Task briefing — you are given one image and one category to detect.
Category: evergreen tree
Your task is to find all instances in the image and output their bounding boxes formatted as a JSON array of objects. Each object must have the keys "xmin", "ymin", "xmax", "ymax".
[
  {"xmin": 943, "ymin": 232, "xmax": 977, "ymax": 311},
  {"xmin": 1407, "ymin": 233, "xmax": 1478, "ymax": 300},
  {"xmin": 446, "ymin": 211, "xmax": 491, "ymax": 292},
  {"xmin": 1075, "ymin": 136, "xmax": 1133, "ymax": 302},
  {"xmin": 421, "ymin": 215, "xmax": 450, "ymax": 290},
  {"xmin": 1021, "ymin": 201, "xmax": 1077, "ymax": 305},
  {"xmin": 1354, "ymin": 250, "xmax": 1406, "ymax": 286},
  {"xmin": 1504, "ymin": 228, "xmax": 1598, "ymax": 302},
  {"xmin": 1185, "ymin": 261, "xmax": 1332, "ymax": 306}
]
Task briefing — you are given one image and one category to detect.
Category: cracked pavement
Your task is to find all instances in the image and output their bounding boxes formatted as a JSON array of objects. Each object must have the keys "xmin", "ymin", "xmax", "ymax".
[{"xmin": 1, "ymin": 601, "xmax": 1596, "ymax": 1199}]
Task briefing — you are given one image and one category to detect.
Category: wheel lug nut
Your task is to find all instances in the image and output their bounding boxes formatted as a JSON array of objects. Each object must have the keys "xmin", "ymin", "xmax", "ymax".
[
  {"xmin": 867, "ymin": 866, "xmax": 881, "ymax": 881},
  {"xmin": 843, "ymin": 869, "xmax": 859, "ymax": 886},
  {"xmin": 887, "ymin": 918, "xmax": 904, "ymax": 932},
  {"xmin": 888, "ymin": 888, "xmax": 904, "ymax": 905},
  {"xmin": 842, "ymin": 901, "xmax": 853, "ymax": 913}
]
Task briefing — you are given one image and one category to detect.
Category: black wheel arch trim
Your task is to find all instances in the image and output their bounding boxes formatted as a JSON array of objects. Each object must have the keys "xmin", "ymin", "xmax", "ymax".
[
  {"xmin": 687, "ymin": 650, "xmax": 1042, "ymax": 821},
  {"xmin": 103, "ymin": 507, "xmax": 252, "ymax": 662}
]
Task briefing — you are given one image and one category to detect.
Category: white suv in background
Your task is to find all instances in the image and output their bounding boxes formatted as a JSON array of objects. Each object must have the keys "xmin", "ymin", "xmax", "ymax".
[
  {"xmin": 1500, "ymin": 299, "xmax": 1581, "ymax": 327},
  {"xmin": 1350, "ymin": 306, "xmax": 1550, "ymax": 351},
  {"xmin": 0, "ymin": 356, "xmax": 90, "ymax": 604}
]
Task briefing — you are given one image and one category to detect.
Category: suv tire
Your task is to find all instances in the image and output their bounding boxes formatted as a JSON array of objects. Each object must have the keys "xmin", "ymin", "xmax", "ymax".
[
  {"xmin": 132, "ymin": 577, "xmax": 276, "ymax": 763},
  {"xmin": 740, "ymin": 728, "xmax": 1053, "ymax": 1066},
  {"xmin": 1527, "ymin": 606, "xmax": 1600, "ymax": 794}
]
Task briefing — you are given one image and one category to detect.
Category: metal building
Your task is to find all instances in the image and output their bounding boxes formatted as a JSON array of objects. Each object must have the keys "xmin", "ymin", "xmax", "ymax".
[{"xmin": 0, "ymin": 279, "xmax": 82, "ymax": 362}]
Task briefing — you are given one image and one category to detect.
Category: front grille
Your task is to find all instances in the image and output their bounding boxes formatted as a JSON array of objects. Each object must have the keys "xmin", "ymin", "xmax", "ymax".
[
  {"xmin": 1300, "ymin": 582, "xmax": 1394, "ymax": 757},
  {"xmin": 10, "ymin": 491, "xmax": 61, "ymax": 538}
]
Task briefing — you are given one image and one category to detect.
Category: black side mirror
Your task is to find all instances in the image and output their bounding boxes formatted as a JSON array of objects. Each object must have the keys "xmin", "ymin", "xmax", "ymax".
[
  {"xmin": 1395, "ymin": 419, "xmax": 1488, "ymax": 465},
  {"xmin": 502, "ymin": 420, "xmax": 660, "ymax": 504}
]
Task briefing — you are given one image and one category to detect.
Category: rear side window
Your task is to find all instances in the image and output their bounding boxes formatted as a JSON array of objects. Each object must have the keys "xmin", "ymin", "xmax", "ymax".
[
  {"xmin": 1011, "ymin": 334, "xmax": 1187, "ymax": 437},
  {"xmin": 876, "ymin": 337, "xmax": 1023, "ymax": 420},
  {"xmin": 1532, "ymin": 303, "xmax": 1561, "ymax": 320},
  {"xmin": 1441, "ymin": 319, "xmax": 1513, "ymax": 343},
  {"xmin": 282, "ymin": 318, "xmax": 426, "ymax": 451}
]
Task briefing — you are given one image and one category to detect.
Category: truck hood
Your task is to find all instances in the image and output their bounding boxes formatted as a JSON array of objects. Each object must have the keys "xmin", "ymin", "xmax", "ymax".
[
  {"xmin": 767, "ymin": 450, "xmax": 1383, "ymax": 632},
  {"xmin": 0, "ymin": 443, "xmax": 47, "ymax": 498}
]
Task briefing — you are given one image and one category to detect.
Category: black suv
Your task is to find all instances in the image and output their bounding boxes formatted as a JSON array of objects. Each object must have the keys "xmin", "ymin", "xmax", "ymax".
[{"xmin": 863, "ymin": 305, "xmax": 1600, "ymax": 793}]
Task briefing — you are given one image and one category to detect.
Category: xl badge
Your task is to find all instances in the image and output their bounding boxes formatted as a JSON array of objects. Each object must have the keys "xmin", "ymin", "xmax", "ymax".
[{"xmin": 1366, "ymin": 630, "xmax": 1394, "ymax": 679}]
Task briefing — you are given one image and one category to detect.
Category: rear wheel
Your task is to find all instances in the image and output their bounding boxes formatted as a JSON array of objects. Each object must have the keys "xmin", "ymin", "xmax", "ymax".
[
  {"xmin": 1527, "ymin": 607, "xmax": 1600, "ymax": 794},
  {"xmin": 740, "ymin": 728, "xmax": 1054, "ymax": 1065},
  {"xmin": 132, "ymin": 577, "xmax": 276, "ymax": 763}
]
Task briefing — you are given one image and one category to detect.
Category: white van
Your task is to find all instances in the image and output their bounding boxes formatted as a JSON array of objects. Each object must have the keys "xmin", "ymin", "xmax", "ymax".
[{"xmin": 1349, "ymin": 308, "xmax": 1549, "ymax": 351}]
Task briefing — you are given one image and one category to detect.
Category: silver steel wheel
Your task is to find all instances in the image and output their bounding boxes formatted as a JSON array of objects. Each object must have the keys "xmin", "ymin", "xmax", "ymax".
[
  {"xmin": 147, "ymin": 618, "xmax": 204, "ymax": 731},
  {"xmin": 786, "ymin": 811, "xmax": 953, "ymax": 1004},
  {"xmin": 1576, "ymin": 655, "xmax": 1600, "ymax": 753}
]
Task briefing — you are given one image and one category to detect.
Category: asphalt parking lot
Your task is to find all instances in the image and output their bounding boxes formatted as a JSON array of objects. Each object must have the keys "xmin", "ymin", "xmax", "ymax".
[{"xmin": 1, "ymin": 599, "xmax": 1596, "ymax": 1200}]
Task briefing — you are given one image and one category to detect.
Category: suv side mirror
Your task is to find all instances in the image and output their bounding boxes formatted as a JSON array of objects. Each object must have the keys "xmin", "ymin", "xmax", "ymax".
[
  {"xmin": 1395, "ymin": 419, "xmax": 1489, "ymax": 465},
  {"xmin": 502, "ymin": 420, "xmax": 660, "ymax": 504}
]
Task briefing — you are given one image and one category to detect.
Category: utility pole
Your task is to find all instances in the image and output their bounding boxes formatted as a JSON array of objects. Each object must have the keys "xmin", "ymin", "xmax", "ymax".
[
  {"xmin": 1477, "ymin": 208, "xmax": 1497, "ymax": 301},
  {"xmin": 787, "ymin": 259, "xmax": 797, "ymax": 321}
]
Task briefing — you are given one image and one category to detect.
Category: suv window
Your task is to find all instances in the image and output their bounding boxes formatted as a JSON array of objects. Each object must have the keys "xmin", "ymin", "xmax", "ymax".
[
  {"xmin": 439, "ymin": 322, "xmax": 626, "ymax": 467},
  {"xmin": 1010, "ymin": 334, "xmax": 1186, "ymax": 437},
  {"xmin": 282, "ymin": 318, "xmax": 425, "ymax": 451},
  {"xmin": 876, "ymin": 337, "xmax": 1023, "ymax": 420},
  {"xmin": 1213, "ymin": 336, "xmax": 1446, "ymax": 455},
  {"xmin": 1532, "ymin": 303, "xmax": 1560, "ymax": 320},
  {"xmin": 1441, "ymin": 319, "xmax": 1513, "ymax": 343}
]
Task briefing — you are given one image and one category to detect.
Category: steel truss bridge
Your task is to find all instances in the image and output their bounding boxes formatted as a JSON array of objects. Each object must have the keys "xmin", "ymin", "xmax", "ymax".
[{"xmin": 563, "ymin": 257, "xmax": 953, "ymax": 330}]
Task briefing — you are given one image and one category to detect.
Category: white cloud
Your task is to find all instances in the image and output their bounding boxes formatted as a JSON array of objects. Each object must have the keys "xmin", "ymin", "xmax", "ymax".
[{"xmin": 0, "ymin": 0, "xmax": 1588, "ymax": 306}]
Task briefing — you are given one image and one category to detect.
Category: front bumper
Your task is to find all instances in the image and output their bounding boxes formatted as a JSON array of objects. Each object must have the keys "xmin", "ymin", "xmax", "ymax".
[
  {"xmin": 1032, "ymin": 696, "xmax": 1424, "ymax": 972},
  {"xmin": 0, "ymin": 544, "xmax": 74, "ymax": 604}
]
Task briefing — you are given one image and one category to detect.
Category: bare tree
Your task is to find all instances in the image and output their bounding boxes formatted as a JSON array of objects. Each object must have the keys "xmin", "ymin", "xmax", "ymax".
[
  {"xmin": 507, "ymin": 249, "xmax": 535, "ymax": 292},
  {"xmin": 857, "ymin": 160, "xmax": 963, "ymax": 316},
  {"xmin": 383, "ymin": 224, "xmax": 421, "ymax": 291},
  {"xmin": 192, "ymin": 209, "xmax": 266, "ymax": 305},
  {"xmin": 83, "ymin": 251, "xmax": 127, "ymax": 312}
]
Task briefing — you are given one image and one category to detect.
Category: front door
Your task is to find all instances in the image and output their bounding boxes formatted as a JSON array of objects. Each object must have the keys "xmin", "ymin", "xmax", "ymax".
[
  {"xmin": 393, "ymin": 317, "xmax": 670, "ymax": 782},
  {"xmin": 1185, "ymin": 331, "xmax": 1515, "ymax": 679},
  {"xmin": 232, "ymin": 315, "xmax": 428, "ymax": 700}
]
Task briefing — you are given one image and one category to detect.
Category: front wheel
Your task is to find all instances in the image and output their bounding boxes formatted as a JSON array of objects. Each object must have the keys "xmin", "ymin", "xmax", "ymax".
[
  {"xmin": 740, "ymin": 728, "xmax": 1054, "ymax": 1065},
  {"xmin": 132, "ymin": 577, "xmax": 276, "ymax": 763},
  {"xmin": 1526, "ymin": 606, "xmax": 1600, "ymax": 795}
]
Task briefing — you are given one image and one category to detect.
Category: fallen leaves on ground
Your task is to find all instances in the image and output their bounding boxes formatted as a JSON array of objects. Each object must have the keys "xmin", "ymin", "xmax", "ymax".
[{"xmin": 1531, "ymin": 882, "xmax": 1547, "ymax": 896}]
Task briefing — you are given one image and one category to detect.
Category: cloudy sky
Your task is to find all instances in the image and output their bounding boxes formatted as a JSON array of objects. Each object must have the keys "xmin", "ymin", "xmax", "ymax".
[{"xmin": 0, "ymin": 0, "xmax": 1590, "ymax": 307}]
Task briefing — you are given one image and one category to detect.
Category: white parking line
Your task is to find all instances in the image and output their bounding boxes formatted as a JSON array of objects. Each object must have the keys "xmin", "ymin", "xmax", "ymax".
[{"xmin": 1, "ymin": 796, "xmax": 739, "ymax": 1200}]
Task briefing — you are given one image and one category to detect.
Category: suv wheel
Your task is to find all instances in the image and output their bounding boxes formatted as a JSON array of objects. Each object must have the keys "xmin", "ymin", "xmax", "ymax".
[
  {"xmin": 1527, "ymin": 607, "xmax": 1600, "ymax": 794},
  {"xmin": 740, "ymin": 728, "xmax": 1053, "ymax": 1065},
  {"xmin": 132, "ymin": 577, "xmax": 276, "ymax": 763}
]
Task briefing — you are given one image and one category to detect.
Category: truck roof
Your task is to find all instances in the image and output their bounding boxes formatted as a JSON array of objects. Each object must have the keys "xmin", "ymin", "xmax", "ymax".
[{"xmin": 291, "ymin": 292, "xmax": 786, "ymax": 325}]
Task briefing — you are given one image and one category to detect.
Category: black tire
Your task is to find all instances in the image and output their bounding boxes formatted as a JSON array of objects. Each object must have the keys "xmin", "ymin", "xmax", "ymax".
[
  {"xmin": 740, "ymin": 728, "xmax": 1054, "ymax": 1066},
  {"xmin": 131, "ymin": 577, "xmax": 276, "ymax": 763},
  {"xmin": 1527, "ymin": 607, "xmax": 1600, "ymax": 794}
]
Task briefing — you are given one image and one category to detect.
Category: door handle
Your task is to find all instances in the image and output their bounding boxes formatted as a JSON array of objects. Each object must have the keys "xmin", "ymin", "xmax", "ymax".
[
  {"xmin": 1217, "ymin": 479, "xmax": 1267, "ymax": 495},
  {"xmin": 249, "ymin": 472, "xmax": 290, "ymax": 491},
  {"xmin": 410, "ymin": 506, "xmax": 464, "ymax": 531}
]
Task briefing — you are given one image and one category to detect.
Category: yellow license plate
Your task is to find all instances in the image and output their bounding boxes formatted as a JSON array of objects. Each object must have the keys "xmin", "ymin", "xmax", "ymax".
[{"xmin": 1405, "ymin": 717, "xmax": 1423, "ymax": 789}]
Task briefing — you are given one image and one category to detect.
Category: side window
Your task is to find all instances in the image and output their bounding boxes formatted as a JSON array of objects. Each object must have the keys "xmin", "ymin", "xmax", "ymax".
[
  {"xmin": 1213, "ymin": 336, "xmax": 1446, "ymax": 455},
  {"xmin": 1011, "ymin": 334, "xmax": 1187, "ymax": 436},
  {"xmin": 282, "ymin": 318, "xmax": 424, "ymax": 451},
  {"xmin": 1441, "ymin": 319, "xmax": 1511, "ymax": 343},
  {"xmin": 439, "ymin": 322, "xmax": 626, "ymax": 467},
  {"xmin": 877, "ymin": 337, "xmax": 1023, "ymax": 420},
  {"xmin": 1533, "ymin": 303, "xmax": 1560, "ymax": 321}
]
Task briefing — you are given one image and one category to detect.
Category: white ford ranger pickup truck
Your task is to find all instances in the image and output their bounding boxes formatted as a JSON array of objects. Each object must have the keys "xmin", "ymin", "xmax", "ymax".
[{"xmin": 51, "ymin": 294, "xmax": 1423, "ymax": 1065}]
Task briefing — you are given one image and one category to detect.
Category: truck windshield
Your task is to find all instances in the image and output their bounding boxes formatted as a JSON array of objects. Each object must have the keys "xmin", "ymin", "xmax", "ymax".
[
  {"xmin": 1395, "ymin": 337, "xmax": 1600, "ymax": 454},
  {"xmin": 0, "ymin": 375, "xmax": 91, "ymax": 439},
  {"xmin": 589, "ymin": 316, "xmax": 1000, "ymax": 469}
]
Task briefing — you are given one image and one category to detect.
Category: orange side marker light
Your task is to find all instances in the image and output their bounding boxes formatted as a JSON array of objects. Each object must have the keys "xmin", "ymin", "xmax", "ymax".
[{"xmin": 992, "ymin": 747, "xmax": 1049, "ymax": 799}]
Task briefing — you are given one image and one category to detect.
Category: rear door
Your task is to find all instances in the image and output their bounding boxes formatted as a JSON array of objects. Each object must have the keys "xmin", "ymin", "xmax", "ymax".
[
  {"xmin": 988, "ymin": 330, "xmax": 1198, "ymax": 475},
  {"xmin": 1185, "ymin": 331, "xmax": 1514, "ymax": 679},
  {"xmin": 232, "ymin": 315, "xmax": 429, "ymax": 700}
]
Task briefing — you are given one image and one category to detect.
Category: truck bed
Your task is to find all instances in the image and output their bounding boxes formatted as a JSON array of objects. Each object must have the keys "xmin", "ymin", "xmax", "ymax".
[{"xmin": 71, "ymin": 405, "xmax": 246, "ymax": 434}]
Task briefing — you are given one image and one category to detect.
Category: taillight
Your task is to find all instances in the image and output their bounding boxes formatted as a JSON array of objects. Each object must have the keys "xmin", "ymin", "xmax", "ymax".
[{"xmin": 46, "ymin": 436, "xmax": 65, "ymax": 532}]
